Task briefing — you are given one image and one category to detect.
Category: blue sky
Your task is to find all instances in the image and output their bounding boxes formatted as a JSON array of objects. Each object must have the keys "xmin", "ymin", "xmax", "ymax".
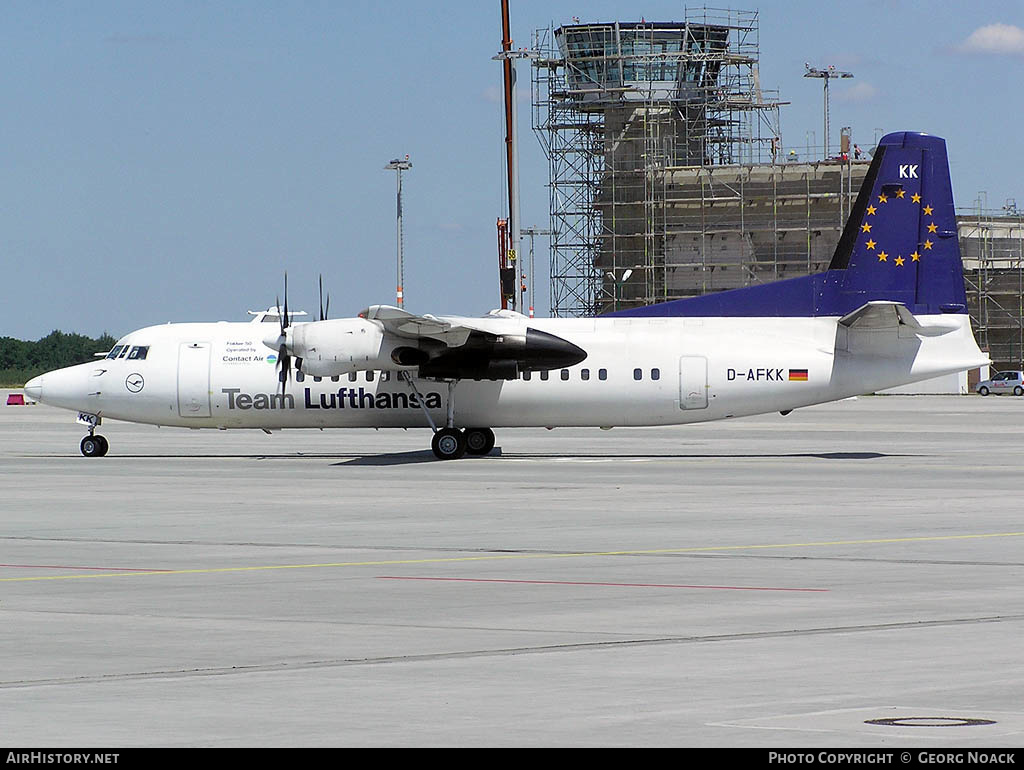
[{"xmin": 3, "ymin": 0, "xmax": 1022, "ymax": 339}]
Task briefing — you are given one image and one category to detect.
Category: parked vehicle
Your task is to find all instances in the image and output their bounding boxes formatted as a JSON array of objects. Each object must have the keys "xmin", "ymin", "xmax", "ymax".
[{"xmin": 976, "ymin": 370, "xmax": 1024, "ymax": 396}]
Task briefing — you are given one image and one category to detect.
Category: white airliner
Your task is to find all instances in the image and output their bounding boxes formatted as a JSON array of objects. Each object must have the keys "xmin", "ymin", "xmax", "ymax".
[{"xmin": 25, "ymin": 132, "xmax": 987, "ymax": 460}]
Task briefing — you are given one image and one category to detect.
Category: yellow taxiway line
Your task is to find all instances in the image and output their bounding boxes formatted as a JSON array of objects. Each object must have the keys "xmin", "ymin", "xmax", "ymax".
[{"xmin": 2, "ymin": 531, "xmax": 1023, "ymax": 583}]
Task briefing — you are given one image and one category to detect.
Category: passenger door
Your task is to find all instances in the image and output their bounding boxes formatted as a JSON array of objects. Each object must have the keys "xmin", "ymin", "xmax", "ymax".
[
  {"xmin": 177, "ymin": 342, "xmax": 211, "ymax": 417},
  {"xmin": 678, "ymin": 356, "xmax": 708, "ymax": 409}
]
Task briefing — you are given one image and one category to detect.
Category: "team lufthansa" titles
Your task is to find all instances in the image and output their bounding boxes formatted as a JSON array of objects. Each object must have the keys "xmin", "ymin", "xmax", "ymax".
[{"xmin": 221, "ymin": 387, "xmax": 443, "ymax": 410}]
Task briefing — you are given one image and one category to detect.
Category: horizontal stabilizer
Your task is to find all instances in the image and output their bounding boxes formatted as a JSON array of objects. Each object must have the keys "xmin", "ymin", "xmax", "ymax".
[
  {"xmin": 839, "ymin": 301, "xmax": 920, "ymax": 330},
  {"xmin": 839, "ymin": 301, "xmax": 959, "ymax": 337}
]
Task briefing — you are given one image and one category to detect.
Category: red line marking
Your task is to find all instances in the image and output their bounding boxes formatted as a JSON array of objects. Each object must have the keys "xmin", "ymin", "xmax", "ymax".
[
  {"xmin": 377, "ymin": 576, "xmax": 828, "ymax": 592},
  {"xmin": 0, "ymin": 564, "xmax": 172, "ymax": 572}
]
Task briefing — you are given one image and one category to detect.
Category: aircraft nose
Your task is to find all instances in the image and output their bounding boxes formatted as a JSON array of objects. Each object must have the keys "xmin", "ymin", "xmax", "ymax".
[
  {"xmin": 24, "ymin": 375, "xmax": 43, "ymax": 402},
  {"xmin": 25, "ymin": 365, "xmax": 92, "ymax": 410}
]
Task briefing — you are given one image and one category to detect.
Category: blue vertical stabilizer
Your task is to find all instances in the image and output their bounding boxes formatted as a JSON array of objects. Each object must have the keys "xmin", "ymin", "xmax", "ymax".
[{"xmin": 611, "ymin": 132, "xmax": 968, "ymax": 318}]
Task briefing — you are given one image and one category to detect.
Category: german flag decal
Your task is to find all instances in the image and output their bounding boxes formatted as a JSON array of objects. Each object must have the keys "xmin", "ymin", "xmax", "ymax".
[{"xmin": 789, "ymin": 369, "xmax": 808, "ymax": 382}]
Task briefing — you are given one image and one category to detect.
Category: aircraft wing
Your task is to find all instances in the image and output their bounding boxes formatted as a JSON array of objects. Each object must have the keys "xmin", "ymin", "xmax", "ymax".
[
  {"xmin": 326, "ymin": 304, "xmax": 587, "ymax": 380},
  {"xmin": 360, "ymin": 305, "xmax": 484, "ymax": 347}
]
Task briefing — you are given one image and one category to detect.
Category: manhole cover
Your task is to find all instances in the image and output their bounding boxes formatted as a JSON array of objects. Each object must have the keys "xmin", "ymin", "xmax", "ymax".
[{"xmin": 865, "ymin": 717, "xmax": 996, "ymax": 727}]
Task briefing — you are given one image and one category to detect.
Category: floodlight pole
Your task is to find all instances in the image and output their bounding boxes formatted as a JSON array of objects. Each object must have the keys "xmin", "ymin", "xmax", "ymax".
[
  {"xmin": 521, "ymin": 226, "xmax": 555, "ymax": 318},
  {"xmin": 385, "ymin": 156, "xmax": 412, "ymax": 308},
  {"xmin": 803, "ymin": 65, "xmax": 853, "ymax": 158},
  {"xmin": 494, "ymin": 0, "xmax": 538, "ymax": 312}
]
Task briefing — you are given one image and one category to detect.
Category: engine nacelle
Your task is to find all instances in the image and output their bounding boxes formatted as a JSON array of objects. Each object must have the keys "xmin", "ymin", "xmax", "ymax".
[
  {"xmin": 270, "ymin": 318, "xmax": 587, "ymax": 380},
  {"xmin": 288, "ymin": 319, "xmax": 410, "ymax": 377}
]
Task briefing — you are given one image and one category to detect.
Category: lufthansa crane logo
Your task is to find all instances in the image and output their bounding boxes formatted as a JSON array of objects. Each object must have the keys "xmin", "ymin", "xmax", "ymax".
[{"xmin": 125, "ymin": 373, "xmax": 145, "ymax": 393}]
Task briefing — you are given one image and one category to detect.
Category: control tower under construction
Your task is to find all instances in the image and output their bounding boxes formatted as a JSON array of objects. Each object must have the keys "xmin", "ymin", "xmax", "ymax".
[{"xmin": 531, "ymin": 9, "xmax": 1021, "ymax": 371}]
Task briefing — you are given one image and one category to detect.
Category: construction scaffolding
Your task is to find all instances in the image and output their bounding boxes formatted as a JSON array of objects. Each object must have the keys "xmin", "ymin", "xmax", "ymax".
[
  {"xmin": 532, "ymin": 9, "xmax": 791, "ymax": 316},
  {"xmin": 960, "ymin": 197, "xmax": 1024, "ymax": 372}
]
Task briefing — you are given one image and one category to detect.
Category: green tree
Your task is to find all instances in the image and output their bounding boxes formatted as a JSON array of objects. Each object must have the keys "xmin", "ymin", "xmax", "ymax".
[{"xmin": 0, "ymin": 331, "xmax": 117, "ymax": 386}]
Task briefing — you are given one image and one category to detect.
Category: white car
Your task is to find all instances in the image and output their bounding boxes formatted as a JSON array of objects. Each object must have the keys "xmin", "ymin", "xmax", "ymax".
[{"xmin": 976, "ymin": 370, "xmax": 1024, "ymax": 396}]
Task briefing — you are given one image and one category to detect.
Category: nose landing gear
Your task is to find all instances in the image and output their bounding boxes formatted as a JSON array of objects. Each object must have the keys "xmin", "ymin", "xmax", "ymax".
[{"xmin": 80, "ymin": 434, "xmax": 109, "ymax": 457}]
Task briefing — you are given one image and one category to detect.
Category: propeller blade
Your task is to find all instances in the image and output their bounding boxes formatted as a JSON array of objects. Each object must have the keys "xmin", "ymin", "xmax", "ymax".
[
  {"xmin": 273, "ymin": 271, "xmax": 294, "ymax": 399},
  {"xmin": 278, "ymin": 344, "xmax": 290, "ymax": 398},
  {"xmin": 319, "ymin": 274, "xmax": 325, "ymax": 321},
  {"xmin": 283, "ymin": 272, "xmax": 289, "ymax": 329}
]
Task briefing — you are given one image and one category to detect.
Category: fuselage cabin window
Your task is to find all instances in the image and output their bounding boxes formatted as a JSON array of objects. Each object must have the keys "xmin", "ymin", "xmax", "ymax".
[
  {"xmin": 331, "ymin": 376, "xmax": 340, "ymax": 382},
  {"xmin": 381, "ymin": 371, "xmax": 390, "ymax": 383},
  {"xmin": 561, "ymin": 369, "xmax": 569, "ymax": 381},
  {"xmin": 633, "ymin": 368, "xmax": 642, "ymax": 381},
  {"xmin": 581, "ymin": 369, "xmax": 590, "ymax": 381},
  {"xmin": 599, "ymin": 368, "xmax": 607, "ymax": 381},
  {"xmin": 366, "ymin": 371, "xmax": 375, "ymax": 382},
  {"xmin": 349, "ymin": 372, "xmax": 357, "ymax": 382},
  {"xmin": 522, "ymin": 371, "xmax": 532, "ymax": 381},
  {"xmin": 296, "ymin": 371, "xmax": 305, "ymax": 382},
  {"xmin": 313, "ymin": 376, "xmax": 322, "ymax": 383},
  {"xmin": 651, "ymin": 368, "xmax": 660, "ymax": 380},
  {"xmin": 540, "ymin": 371, "xmax": 549, "ymax": 381}
]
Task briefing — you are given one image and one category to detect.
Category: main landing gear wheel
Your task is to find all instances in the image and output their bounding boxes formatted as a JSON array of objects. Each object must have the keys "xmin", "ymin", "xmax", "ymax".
[
  {"xmin": 464, "ymin": 427, "xmax": 496, "ymax": 456},
  {"xmin": 81, "ymin": 435, "xmax": 108, "ymax": 457},
  {"xmin": 431, "ymin": 428, "xmax": 467, "ymax": 461}
]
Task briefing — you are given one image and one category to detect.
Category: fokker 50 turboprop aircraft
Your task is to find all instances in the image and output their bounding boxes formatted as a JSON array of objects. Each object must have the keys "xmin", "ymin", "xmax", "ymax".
[{"xmin": 26, "ymin": 132, "xmax": 988, "ymax": 460}]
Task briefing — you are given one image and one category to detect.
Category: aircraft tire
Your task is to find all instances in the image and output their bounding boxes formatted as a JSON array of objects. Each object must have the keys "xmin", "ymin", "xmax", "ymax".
[
  {"xmin": 1015, "ymin": 386, "xmax": 1023, "ymax": 397},
  {"xmin": 979, "ymin": 386, "xmax": 989, "ymax": 396},
  {"xmin": 464, "ymin": 427, "xmax": 495, "ymax": 456},
  {"xmin": 431, "ymin": 428, "xmax": 467, "ymax": 461},
  {"xmin": 81, "ymin": 435, "xmax": 107, "ymax": 458}
]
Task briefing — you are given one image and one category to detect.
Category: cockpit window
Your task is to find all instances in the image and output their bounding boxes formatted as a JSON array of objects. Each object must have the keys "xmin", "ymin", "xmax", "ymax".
[
  {"xmin": 106, "ymin": 345, "xmax": 125, "ymax": 360},
  {"xmin": 117, "ymin": 346, "xmax": 130, "ymax": 358},
  {"xmin": 127, "ymin": 346, "xmax": 149, "ymax": 360}
]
